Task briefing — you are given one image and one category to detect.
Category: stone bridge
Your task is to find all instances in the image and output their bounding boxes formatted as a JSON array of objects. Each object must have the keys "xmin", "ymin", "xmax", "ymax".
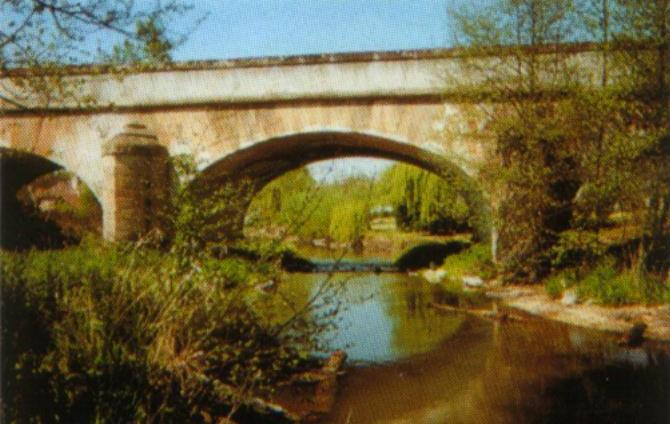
[{"xmin": 0, "ymin": 45, "xmax": 604, "ymax": 251}]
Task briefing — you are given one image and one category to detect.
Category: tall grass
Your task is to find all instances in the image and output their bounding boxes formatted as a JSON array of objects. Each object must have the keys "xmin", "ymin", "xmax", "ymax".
[
  {"xmin": 1, "ymin": 241, "xmax": 328, "ymax": 422},
  {"xmin": 543, "ymin": 256, "xmax": 670, "ymax": 306}
]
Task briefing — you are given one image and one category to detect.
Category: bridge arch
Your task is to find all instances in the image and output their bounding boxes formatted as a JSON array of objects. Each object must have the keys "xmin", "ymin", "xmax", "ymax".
[
  {"xmin": 0, "ymin": 148, "xmax": 101, "ymax": 250},
  {"xmin": 197, "ymin": 131, "xmax": 492, "ymax": 243}
]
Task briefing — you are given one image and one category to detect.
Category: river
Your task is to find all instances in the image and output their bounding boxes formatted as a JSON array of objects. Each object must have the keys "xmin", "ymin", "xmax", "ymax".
[{"xmin": 278, "ymin": 271, "xmax": 670, "ymax": 424}]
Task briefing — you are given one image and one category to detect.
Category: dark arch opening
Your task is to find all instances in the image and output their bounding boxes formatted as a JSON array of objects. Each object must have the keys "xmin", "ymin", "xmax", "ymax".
[
  {"xmin": 197, "ymin": 131, "xmax": 492, "ymax": 244},
  {"xmin": 0, "ymin": 149, "xmax": 102, "ymax": 250}
]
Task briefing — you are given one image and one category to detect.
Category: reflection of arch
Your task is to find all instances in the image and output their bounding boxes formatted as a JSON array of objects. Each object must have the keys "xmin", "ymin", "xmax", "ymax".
[
  {"xmin": 0, "ymin": 148, "xmax": 101, "ymax": 250},
  {"xmin": 199, "ymin": 131, "xmax": 492, "ymax": 242}
]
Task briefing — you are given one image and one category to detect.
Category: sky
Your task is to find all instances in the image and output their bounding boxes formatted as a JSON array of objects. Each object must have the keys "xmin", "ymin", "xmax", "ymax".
[
  {"xmin": 171, "ymin": 0, "xmax": 456, "ymax": 61},
  {"xmin": 170, "ymin": 0, "xmax": 460, "ymax": 182}
]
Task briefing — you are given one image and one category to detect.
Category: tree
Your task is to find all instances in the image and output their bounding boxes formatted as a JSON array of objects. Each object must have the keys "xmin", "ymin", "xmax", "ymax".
[
  {"xmin": 375, "ymin": 163, "xmax": 471, "ymax": 234},
  {"xmin": 0, "ymin": 0, "xmax": 198, "ymax": 109},
  {"xmin": 452, "ymin": 0, "xmax": 586, "ymax": 281},
  {"xmin": 608, "ymin": 0, "xmax": 670, "ymax": 272},
  {"xmin": 452, "ymin": 0, "xmax": 670, "ymax": 282}
]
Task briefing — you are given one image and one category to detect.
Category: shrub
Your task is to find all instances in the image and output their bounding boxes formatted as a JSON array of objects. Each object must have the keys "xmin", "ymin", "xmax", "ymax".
[
  {"xmin": 544, "ymin": 269, "xmax": 578, "ymax": 299},
  {"xmin": 545, "ymin": 274, "xmax": 566, "ymax": 299},
  {"xmin": 577, "ymin": 261, "xmax": 639, "ymax": 306},
  {"xmin": 440, "ymin": 243, "xmax": 495, "ymax": 280},
  {"xmin": 550, "ymin": 230, "xmax": 607, "ymax": 270},
  {"xmin": 572, "ymin": 257, "xmax": 670, "ymax": 306}
]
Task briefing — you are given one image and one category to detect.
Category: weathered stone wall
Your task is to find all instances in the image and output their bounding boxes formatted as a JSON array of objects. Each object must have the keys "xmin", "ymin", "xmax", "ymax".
[
  {"xmin": 0, "ymin": 48, "xmax": 510, "ymax": 243},
  {"xmin": 102, "ymin": 123, "xmax": 169, "ymax": 241},
  {"xmin": 0, "ymin": 100, "xmax": 492, "ymax": 198}
]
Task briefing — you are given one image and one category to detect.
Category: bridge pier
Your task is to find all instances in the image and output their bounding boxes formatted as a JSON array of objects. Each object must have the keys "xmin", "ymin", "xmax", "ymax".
[{"xmin": 101, "ymin": 123, "xmax": 170, "ymax": 242}]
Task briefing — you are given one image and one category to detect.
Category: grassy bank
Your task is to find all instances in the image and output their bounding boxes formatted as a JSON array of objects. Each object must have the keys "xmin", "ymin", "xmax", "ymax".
[
  {"xmin": 435, "ymin": 242, "xmax": 669, "ymax": 307},
  {"xmin": 1, "ymin": 241, "xmax": 331, "ymax": 422},
  {"xmin": 544, "ymin": 258, "xmax": 670, "ymax": 306},
  {"xmin": 439, "ymin": 243, "xmax": 496, "ymax": 280}
]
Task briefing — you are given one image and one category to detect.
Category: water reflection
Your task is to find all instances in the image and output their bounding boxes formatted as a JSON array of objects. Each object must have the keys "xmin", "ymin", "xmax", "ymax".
[
  {"xmin": 281, "ymin": 272, "xmax": 670, "ymax": 423},
  {"xmin": 282, "ymin": 273, "xmax": 465, "ymax": 363}
]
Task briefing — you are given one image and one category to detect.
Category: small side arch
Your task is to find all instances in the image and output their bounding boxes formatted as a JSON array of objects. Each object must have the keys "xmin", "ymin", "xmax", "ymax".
[{"xmin": 0, "ymin": 148, "xmax": 101, "ymax": 250}]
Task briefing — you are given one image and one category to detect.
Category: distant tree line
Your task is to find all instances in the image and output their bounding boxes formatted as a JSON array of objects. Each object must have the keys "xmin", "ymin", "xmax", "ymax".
[{"xmin": 246, "ymin": 163, "xmax": 473, "ymax": 245}]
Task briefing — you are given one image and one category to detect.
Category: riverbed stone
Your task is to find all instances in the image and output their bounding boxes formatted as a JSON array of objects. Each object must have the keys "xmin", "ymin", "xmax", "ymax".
[
  {"xmin": 421, "ymin": 269, "xmax": 447, "ymax": 284},
  {"xmin": 462, "ymin": 275, "xmax": 484, "ymax": 288},
  {"xmin": 561, "ymin": 289, "xmax": 580, "ymax": 306}
]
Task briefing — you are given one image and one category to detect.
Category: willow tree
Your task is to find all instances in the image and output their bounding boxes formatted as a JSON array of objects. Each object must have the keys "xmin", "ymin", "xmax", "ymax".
[{"xmin": 375, "ymin": 164, "xmax": 470, "ymax": 234}]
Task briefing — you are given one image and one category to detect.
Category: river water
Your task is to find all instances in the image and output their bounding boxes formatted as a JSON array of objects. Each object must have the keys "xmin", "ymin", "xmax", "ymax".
[{"xmin": 280, "ymin": 272, "xmax": 670, "ymax": 424}]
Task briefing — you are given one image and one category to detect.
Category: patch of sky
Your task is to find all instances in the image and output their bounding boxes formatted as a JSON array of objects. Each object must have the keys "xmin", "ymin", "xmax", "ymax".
[{"xmin": 307, "ymin": 158, "xmax": 395, "ymax": 184}]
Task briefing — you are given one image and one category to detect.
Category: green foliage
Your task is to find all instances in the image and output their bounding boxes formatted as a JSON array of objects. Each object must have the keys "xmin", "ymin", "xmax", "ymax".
[
  {"xmin": 440, "ymin": 243, "xmax": 496, "ymax": 280},
  {"xmin": 1, "ymin": 241, "xmax": 330, "ymax": 422},
  {"xmin": 1, "ymin": 1, "xmax": 198, "ymax": 108},
  {"xmin": 452, "ymin": 0, "xmax": 670, "ymax": 281},
  {"xmin": 246, "ymin": 168, "xmax": 325, "ymax": 239},
  {"xmin": 545, "ymin": 274, "xmax": 566, "ymax": 299},
  {"xmin": 110, "ymin": 17, "xmax": 174, "ymax": 65},
  {"xmin": 375, "ymin": 163, "xmax": 471, "ymax": 234},
  {"xmin": 2, "ymin": 156, "xmax": 341, "ymax": 421},
  {"xmin": 247, "ymin": 169, "xmax": 375, "ymax": 244},
  {"xmin": 166, "ymin": 154, "xmax": 255, "ymax": 256},
  {"xmin": 550, "ymin": 230, "xmax": 608, "ymax": 270},
  {"xmin": 248, "ymin": 162, "xmax": 476, "ymax": 248},
  {"xmin": 453, "ymin": 0, "xmax": 587, "ymax": 279},
  {"xmin": 328, "ymin": 199, "xmax": 369, "ymax": 245},
  {"xmin": 543, "ymin": 257, "xmax": 670, "ymax": 305},
  {"xmin": 576, "ymin": 257, "xmax": 638, "ymax": 305},
  {"xmin": 544, "ymin": 269, "xmax": 578, "ymax": 299}
]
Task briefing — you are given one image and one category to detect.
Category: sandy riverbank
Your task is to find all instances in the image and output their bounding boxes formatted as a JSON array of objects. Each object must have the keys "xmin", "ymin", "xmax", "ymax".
[{"xmin": 485, "ymin": 283, "xmax": 670, "ymax": 342}]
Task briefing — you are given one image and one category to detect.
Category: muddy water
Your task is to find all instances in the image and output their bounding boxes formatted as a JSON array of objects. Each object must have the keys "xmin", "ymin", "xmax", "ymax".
[{"xmin": 282, "ymin": 272, "xmax": 670, "ymax": 424}]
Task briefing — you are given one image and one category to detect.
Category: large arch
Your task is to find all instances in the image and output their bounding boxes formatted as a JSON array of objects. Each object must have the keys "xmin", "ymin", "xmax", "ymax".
[
  {"xmin": 0, "ymin": 148, "xmax": 101, "ymax": 250},
  {"xmin": 196, "ymin": 131, "xmax": 492, "ymax": 243}
]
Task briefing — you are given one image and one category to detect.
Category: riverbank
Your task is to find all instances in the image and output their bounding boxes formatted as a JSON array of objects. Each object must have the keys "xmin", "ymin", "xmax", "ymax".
[{"xmin": 484, "ymin": 282, "xmax": 670, "ymax": 342}]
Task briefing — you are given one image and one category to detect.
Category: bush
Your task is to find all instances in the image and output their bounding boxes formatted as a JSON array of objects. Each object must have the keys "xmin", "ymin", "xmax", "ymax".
[
  {"xmin": 545, "ymin": 274, "xmax": 566, "ymax": 299},
  {"xmin": 1, "ymin": 242, "xmax": 326, "ymax": 422},
  {"xmin": 576, "ymin": 260, "xmax": 640, "ymax": 305},
  {"xmin": 544, "ymin": 269, "xmax": 578, "ymax": 299},
  {"xmin": 566, "ymin": 257, "xmax": 670, "ymax": 306},
  {"xmin": 550, "ymin": 230, "xmax": 607, "ymax": 270},
  {"xmin": 394, "ymin": 241, "xmax": 469, "ymax": 271},
  {"xmin": 440, "ymin": 243, "xmax": 495, "ymax": 280}
]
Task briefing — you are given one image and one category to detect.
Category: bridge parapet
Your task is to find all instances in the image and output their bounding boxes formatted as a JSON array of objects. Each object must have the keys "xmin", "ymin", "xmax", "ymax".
[{"xmin": 0, "ymin": 45, "xmax": 605, "ymax": 113}]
